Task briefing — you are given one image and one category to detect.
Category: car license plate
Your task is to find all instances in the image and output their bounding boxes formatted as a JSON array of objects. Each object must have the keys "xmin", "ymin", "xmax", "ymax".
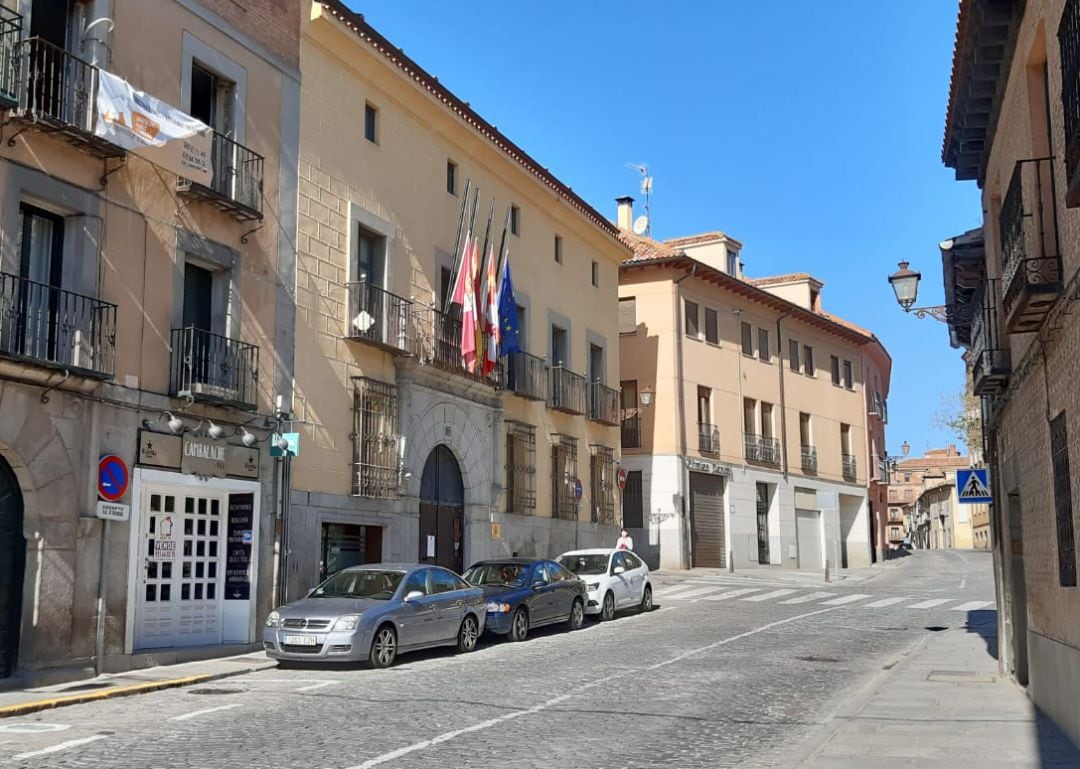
[{"xmin": 282, "ymin": 634, "xmax": 318, "ymax": 646}]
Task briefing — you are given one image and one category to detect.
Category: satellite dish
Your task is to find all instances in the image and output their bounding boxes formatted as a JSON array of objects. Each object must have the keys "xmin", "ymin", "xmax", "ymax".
[{"xmin": 632, "ymin": 216, "xmax": 649, "ymax": 235}]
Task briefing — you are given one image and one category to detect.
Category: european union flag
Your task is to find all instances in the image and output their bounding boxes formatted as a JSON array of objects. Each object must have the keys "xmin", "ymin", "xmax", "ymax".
[{"xmin": 497, "ymin": 252, "xmax": 521, "ymax": 357}]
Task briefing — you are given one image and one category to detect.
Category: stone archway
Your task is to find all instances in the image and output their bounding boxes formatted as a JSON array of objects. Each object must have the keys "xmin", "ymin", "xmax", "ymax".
[
  {"xmin": 418, "ymin": 445, "xmax": 464, "ymax": 572},
  {"xmin": 0, "ymin": 453, "xmax": 25, "ymax": 678}
]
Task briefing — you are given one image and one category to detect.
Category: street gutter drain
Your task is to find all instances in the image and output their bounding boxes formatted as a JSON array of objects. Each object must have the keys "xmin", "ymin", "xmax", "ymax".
[
  {"xmin": 189, "ymin": 688, "xmax": 245, "ymax": 695},
  {"xmin": 927, "ymin": 670, "xmax": 996, "ymax": 683},
  {"xmin": 796, "ymin": 656, "xmax": 841, "ymax": 663}
]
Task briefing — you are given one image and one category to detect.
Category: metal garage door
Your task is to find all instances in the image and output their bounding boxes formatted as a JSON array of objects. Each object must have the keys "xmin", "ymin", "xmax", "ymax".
[
  {"xmin": 689, "ymin": 473, "xmax": 726, "ymax": 568},
  {"xmin": 796, "ymin": 509, "xmax": 823, "ymax": 570}
]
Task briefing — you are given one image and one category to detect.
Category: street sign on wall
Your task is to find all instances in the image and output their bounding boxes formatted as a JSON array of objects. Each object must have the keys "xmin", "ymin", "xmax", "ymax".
[
  {"xmin": 98, "ymin": 454, "xmax": 129, "ymax": 502},
  {"xmin": 956, "ymin": 468, "xmax": 992, "ymax": 504}
]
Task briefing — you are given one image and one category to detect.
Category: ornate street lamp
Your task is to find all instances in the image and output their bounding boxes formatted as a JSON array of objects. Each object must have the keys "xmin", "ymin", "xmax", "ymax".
[
  {"xmin": 639, "ymin": 385, "xmax": 655, "ymax": 407},
  {"xmin": 888, "ymin": 261, "xmax": 949, "ymax": 322}
]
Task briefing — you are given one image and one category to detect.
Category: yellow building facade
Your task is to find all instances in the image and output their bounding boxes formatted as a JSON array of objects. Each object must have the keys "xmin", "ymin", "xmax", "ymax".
[{"xmin": 285, "ymin": 1, "xmax": 626, "ymax": 594}]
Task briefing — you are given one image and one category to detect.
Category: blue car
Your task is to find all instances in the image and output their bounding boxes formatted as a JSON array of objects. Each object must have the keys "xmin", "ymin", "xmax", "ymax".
[{"xmin": 462, "ymin": 558, "xmax": 587, "ymax": 642}]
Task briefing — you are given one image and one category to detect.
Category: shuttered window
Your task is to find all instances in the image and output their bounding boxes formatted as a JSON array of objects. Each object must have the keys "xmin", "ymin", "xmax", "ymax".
[
  {"xmin": 789, "ymin": 339, "xmax": 800, "ymax": 372},
  {"xmin": 685, "ymin": 300, "xmax": 700, "ymax": 338},
  {"xmin": 758, "ymin": 328, "xmax": 770, "ymax": 362},
  {"xmin": 618, "ymin": 297, "xmax": 636, "ymax": 334},
  {"xmin": 741, "ymin": 322, "xmax": 753, "ymax": 356},
  {"xmin": 705, "ymin": 308, "xmax": 719, "ymax": 344}
]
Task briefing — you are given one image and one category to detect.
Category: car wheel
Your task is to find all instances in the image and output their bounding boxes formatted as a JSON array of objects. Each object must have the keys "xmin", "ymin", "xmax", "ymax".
[
  {"xmin": 509, "ymin": 607, "xmax": 529, "ymax": 642},
  {"xmin": 457, "ymin": 614, "xmax": 480, "ymax": 653},
  {"xmin": 567, "ymin": 598, "xmax": 585, "ymax": 630},
  {"xmin": 640, "ymin": 585, "xmax": 653, "ymax": 613},
  {"xmin": 600, "ymin": 591, "xmax": 616, "ymax": 621},
  {"xmin": 369, "ymin": 624, "xmax": 397, "ymax": 669}
]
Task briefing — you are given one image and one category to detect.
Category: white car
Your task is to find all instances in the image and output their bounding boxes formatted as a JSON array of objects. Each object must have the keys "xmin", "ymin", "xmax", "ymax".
[{"xmin": 556, "ymin": 549, "xmax": 652, "ymax": 620}]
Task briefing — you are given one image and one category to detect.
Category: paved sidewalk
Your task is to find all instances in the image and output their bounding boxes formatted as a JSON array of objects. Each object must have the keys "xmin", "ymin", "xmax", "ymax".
[
  {"xmin": 782, "ymin": 613, "xmax": 1080, "ymax": 768},
  {"xmin": 654, "ymin": 556, "xmax": 908, "ymax": 587},
  {"xmin": 0, "ymin": 651, "xmax": 275, "ymax": 717}
]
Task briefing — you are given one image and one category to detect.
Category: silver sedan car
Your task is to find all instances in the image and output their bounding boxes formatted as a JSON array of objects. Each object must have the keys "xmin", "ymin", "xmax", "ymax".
[{"xmin": 263, "ymin": 563, "xmax": 486, "ymax": 668}]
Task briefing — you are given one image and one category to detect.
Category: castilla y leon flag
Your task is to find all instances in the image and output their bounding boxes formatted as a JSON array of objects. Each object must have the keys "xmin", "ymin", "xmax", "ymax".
[
  {"xmin": 482, "ymin": 242, "xmax": 499, "ymax": 376},
  {"xmin": 94, "ymin": 70, "xmax": 213, "ymax": 186},
  {"xmin": 460, "ymin": 238, "xmax": 479, "ymax": 373}
]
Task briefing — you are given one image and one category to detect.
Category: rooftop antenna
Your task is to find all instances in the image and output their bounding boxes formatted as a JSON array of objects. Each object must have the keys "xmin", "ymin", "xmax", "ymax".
[{"xmin": 625, "ymin": 162, "xmax": 652, "ymax": 236}]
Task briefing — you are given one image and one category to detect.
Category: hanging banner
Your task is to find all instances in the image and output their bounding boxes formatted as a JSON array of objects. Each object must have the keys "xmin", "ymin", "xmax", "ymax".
[{"xmin": 95, "ymin": 70, "xmax": 214, "ymax": 185}]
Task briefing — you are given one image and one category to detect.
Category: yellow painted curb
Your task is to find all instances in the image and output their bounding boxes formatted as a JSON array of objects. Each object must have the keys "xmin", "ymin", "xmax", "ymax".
[{"xmin": 0, "ymin": 674, "xmax": 213, "ymax": 718}]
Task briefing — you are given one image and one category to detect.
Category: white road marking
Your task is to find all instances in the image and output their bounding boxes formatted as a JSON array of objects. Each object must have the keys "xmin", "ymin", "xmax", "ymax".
[
  {"xmin": 820, "ymin": 593, "xmax": 871, "ymax": 606},
  {"xmin": 0, "ymin": 723, "xmax": 71, "ymax": 734},
  {"xmin": 296, "ymin": 681, "xmax": 337, "ymax": 692},
  {"xmin": 14, "ymin": 735, "xmax": 108, "ymax": 759},
  {"xmin": 863, "ymin": 596, "xmax": 910, "ymax": 608},
  {"xmin": 741, "ymin": 589, "xmax": 799, "ymax": 602},
  {"xmin": 949, "ymin": 600, "xmax": 993, "ymax": 612},
  {"xmin": 342, "ymin": 605, "xmax": 842, "ymax": 769},
  {"xmin": 701, "ymin": 588, "xmax": 762, "ymax": 601},
  {"xmin": 780, "ymin": 591, "xmax": 836, "ymax": 604},
  {"xmin": 959, "ymin": 577, "xmax": 967, "ymax": 589},
  {"xmin": 660, "ymin": 585, "xmax": 729, "ymax": 600},
  {"xmin": 906, "ymin": 598, "xmax": 952, "ymax": 610},
  {"xmin": 168, "ymin": 703, "xmax": 244, "ymax": 721}
]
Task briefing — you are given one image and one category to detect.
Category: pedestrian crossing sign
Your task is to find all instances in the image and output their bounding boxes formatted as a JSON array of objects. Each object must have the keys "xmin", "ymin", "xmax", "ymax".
[{"xmin": 956, "ymin": 468, "xmax": 992, "ymax": 504}]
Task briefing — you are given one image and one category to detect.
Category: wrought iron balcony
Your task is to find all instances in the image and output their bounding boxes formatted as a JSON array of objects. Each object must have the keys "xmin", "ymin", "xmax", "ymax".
[
  {"xmin": 621, "ymin": 416, "xmax": 641, "ymax": 449},
  {"xmin": 345, "ymin": 281, "xmax": 413, "ymax": 354},
  {"xmin": 801, "ymin": 445, "xmax": 818, "ymax": 474},
  {"xmin": 842, "ymin": 453, "xmax": 857, "ymax": 482},
  {"xmin": 0, "ymin": 272, "xmax": 116, "ymax": 378},
  {"xmin": 698, "ymin": 422, "xmax": 720, "ymax": 454},
  {"xmin": 170, "ymin": 327, "xmax": 258, "ymax": 410},
  {"xmin": 549, "ymin": 365, "xmax": 586, "ymax": 415},
  {"xmin": 588, "ymin": 382, "xmax": 620, "ymax": 425},
  {"xmin": 0, "ymin": 7, "xmax": 21, "ymax": 108},
  {"xmin": 177, "ymin": 129, "xmax": 264, "ymax": 220},
  {"xmin": 744, "ymin": 433, "xmax": 780, "ymax": 466},
  {"xmin": 502, "ymin": 351, "xmax": 547, "ymax": 401},
  {"xmin": 411, "ymin": 305, "xmax": 495, "ymax": 384},
  {"xmin": 7, "ymin": 37, "xmax": 123, "ymax": 157},
  {"xmin": 969, "ymin": 278, "xmax": 1010, "ymax": 395},
  {"xmin": 999, "ymin": 158, "xmax": 1062, "ymax": 333}
]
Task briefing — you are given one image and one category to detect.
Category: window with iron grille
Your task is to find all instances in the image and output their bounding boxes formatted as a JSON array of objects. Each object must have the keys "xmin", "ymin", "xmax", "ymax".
[
  {"xmin": 505, "ymin": 421, "xmax": 536, "ymax": 515},
  {"xmin": 551, "ymin": 434, "xmax": 578, "ymax": 520},
  {"xmin": 590, "ymin": 445, "xmax": 616, "ymax": 525},
  {"xmin": 352, "ymin": 377, "xmax": 399, "ymax": 498},
  {"xmin": 1050, "ymin": 413, "xmax": 1077, "ymax": 587}
]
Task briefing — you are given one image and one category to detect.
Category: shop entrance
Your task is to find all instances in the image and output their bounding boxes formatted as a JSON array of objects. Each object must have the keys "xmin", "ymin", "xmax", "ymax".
[
  {"xmin": 0, "ymin": 455, "xmax": 24, "ymax": 678},
  {"xmin": 418, "ymin": 445, "xmax": 464, "ymax": 572}
]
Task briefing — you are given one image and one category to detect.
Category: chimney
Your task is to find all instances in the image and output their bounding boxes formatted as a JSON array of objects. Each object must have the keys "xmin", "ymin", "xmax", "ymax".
[{"xmin": 616, "ymin": 196, "xmax": 634, "ymax": 231}]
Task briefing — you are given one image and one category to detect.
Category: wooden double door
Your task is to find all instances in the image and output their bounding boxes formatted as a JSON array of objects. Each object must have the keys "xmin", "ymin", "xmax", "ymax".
[{"xmin": 418, "ymin": 445, "xmax": 464, "ymax": 573}]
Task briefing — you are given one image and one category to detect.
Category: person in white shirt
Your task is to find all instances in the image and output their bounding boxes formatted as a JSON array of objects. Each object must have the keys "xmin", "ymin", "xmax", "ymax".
[{"xmin": 616, "ymin": 528, "xmax": 634, "ymax": 551}]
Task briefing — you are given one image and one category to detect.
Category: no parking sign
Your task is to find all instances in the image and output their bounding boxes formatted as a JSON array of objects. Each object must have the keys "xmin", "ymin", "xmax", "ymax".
[{"xmin": 98, "ymin": 454, "xmax": 130, "ymax": 502}]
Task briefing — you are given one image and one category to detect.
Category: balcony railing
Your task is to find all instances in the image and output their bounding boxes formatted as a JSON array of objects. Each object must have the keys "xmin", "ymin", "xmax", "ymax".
[
  {"xmin": 8, "ymin": 37, "xmax": 123, "ymax": 157},
  {"xmin": 744, "ymin": 433, "xmax": 780, "ymax": 466},
  {"xmin": 969, "ymin": 278, "xmax": 1010, "ymax": 395},
  {"xmin": 999, "ymin": 158, "xmax": 1062, "ymax": 333},
  {"xmin": 621, "ymin": 416, "xmax": 641, "ymax": 449},
  {"xmin": 177, "ymin": 129, "xmax": 264, "ymax": 220},
  {"xmin": 502, "ymin": 351, "xmax": 547, "ymax": 401},
  {"xmin": 698, "ymin": 422, "xmax": 720, "ymax": 454},
  {"xmin": 0, "ymin": 272, "xmax": 116, "ymax": 378},
  {"xmin": 842, "ymin": 453, "xmax": 857, "ymax": 482},
  {"xmin": 801, "ymin": 445, "xmax": 818, "ymax": 474},
  {"xmin": 549, "ymin": 365, "xmax": 586, "ymax": 415},
  {"xmin": 170, "ymin": 327, "xmax": 258, "ymax": 410},
  {"xmin": 345, "ymin": 281, "xmax": 413, "ymax": 354},
  {"xmin": 409, "ymin": 305, "xmax": 498, "ymax": 385},
  {"xmin": 588, "ymin": 382, "xmax": 620, "ymax": 425},
  {"xmin": 0, "ymin": 7, "xmax": 21, "ymax": 108}
]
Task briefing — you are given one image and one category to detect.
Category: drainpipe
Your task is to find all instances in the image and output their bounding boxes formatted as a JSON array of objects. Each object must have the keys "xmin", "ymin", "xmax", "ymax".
[
  {"xmin": 91, "ymin": 400, "xmax": 107, "ymax": 675},
  {"xmin": 673, "ymin": 263, "xmax": 697, "ymax": 570},
  {"xmin": 775, "ymin": 314, "xmax": 790, "ymax": 480}
]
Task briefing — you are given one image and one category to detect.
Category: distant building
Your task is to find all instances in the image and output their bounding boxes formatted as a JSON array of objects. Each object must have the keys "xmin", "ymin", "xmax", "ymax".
[{"xmin": 888, "ymin": 446, "xmax": 972, "ymax": 551}]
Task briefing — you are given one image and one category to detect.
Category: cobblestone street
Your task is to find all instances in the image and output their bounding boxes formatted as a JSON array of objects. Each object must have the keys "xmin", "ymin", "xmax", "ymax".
[{"xmin": 0, "ymin": 552, "xmax": 999, "ymax": 768}]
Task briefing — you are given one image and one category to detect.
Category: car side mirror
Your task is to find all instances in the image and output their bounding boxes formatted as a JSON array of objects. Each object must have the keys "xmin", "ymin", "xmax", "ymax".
[
  {"xmin": 612, "ymin": 566, "xmax": 626, "ymax": 575},
  {"xmin": 403, "ymin": 590, "xmax": 424, "ymax": 602},
  {"xmin": 532, "ymin": 579, "xmax": 546, "ymax": 589}
]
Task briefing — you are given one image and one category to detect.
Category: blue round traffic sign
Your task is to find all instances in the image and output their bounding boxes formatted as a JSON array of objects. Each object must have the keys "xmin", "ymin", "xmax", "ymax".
[{"xmin": 98, "ymin": 454, "xmax": 129, "ymax": 502}]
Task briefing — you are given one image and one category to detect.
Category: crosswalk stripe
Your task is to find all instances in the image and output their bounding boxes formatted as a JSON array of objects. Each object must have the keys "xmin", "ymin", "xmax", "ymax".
[
  {"xmin": 906, "ymin": 598, "xmax": 952, "ymax": 609},
  {"xmin": 661, "ymin": 585, "xmax": 729, "ymax": 600},
  {"xmin": 863, "ymin": 596, "xmax": 910, "ymax": 608},
  {"xmin": 702, "ymin": 588, "xmax": 761, "ymax": 601},
  {"xmin": 949, "ymin": 600, "xmax": 993, "ymax": 612},
  {"xmin": 742, "ymin": 589, "xmax": 799, "ymax": 602},
  {"xmin": 780, "ymin": 591, "xmax": 836, "ymax": 604},
  {"xmin": 820, "ymin": 593, "xmax": 872, "ymax": 606}
]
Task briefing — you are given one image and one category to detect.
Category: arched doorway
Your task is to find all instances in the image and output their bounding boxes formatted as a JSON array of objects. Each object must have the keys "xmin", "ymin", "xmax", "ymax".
[
  {"xmin": 0, "ymin": 455, "xmax": 25, "ymax": 678},
  {"xmin": 419, "ymin": 445, "xmax": 464, "ymax": 572}
]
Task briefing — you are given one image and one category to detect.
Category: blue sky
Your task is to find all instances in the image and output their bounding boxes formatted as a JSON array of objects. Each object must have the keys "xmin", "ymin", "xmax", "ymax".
[{"xmin": 347, "ymin": 1, "xmax": 982, "ymax": 457}]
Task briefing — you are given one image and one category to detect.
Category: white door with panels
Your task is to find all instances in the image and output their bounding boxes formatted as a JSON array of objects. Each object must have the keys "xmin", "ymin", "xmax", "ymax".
[{"xmin": 135, "ymin": 486, "xmax": 226, "ymax": 649}]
